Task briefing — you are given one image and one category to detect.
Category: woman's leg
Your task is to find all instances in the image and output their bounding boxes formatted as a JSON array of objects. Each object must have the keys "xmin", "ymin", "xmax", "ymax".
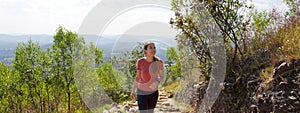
[
  {"xmin": 147, "ymin": 90, "xmax": 159, "ymax": 112},
  {"xmin": 138, "ymin": 95, "xmax": 153, "ymax": 113},
  {"xmin": 137, "ymin": 90, "xmax": 159, "ymax": 113},
  {"xmin": 137, "ymin": 94, "xmax": 148, "ymax": 111}
]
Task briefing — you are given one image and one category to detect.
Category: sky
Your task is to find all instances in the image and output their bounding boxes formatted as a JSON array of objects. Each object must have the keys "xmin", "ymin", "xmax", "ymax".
[
  {"xmin": 0, "ymin": 0, "xmax": 101, "ymax": 35},
  {"xmin": 0, "ymin": 0, "xmax": 288, "ymax": 35}
]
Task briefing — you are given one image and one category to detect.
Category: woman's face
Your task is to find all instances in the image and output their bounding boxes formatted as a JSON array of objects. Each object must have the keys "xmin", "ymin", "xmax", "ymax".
[{"xmin": 145, "ymin": 43, "xmax": 156, "ymax": 57}]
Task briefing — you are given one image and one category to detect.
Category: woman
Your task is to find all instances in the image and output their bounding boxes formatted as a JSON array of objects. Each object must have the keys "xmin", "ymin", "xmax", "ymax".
[{"xmin": 130, "ymin": 42, "xmax": 164, "ymax": 113}]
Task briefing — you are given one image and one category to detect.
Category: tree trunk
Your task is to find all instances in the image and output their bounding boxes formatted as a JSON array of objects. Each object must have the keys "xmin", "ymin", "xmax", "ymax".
[{"xmin": 67, "ymin": 83, "xmax": 71, "ymax": 113}]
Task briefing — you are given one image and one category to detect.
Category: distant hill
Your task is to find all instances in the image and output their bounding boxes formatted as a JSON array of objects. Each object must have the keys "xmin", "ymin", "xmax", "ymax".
[
  {"xmin": 91, "ymin": 34, "xmax": 177, "ymax": 61},
  {"xmin": 0, "ymin": 34, "xmax": 177, "ymax": 66},
  {"xmin": 0, "ymin": 34, "xmax": 54, "ymax": 67},
  {"xmin": 0, "ymin": 34, "xmax": 53, "ymax": 49}
]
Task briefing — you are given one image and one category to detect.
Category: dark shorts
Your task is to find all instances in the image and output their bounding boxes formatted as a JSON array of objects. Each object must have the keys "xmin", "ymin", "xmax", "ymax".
[{"xmin": 137, "ymin": 89, "xmax": 159, "ymax": 110}]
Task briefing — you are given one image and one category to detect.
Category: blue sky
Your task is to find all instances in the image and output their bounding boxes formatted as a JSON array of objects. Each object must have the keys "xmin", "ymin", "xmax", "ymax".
[{"xmin": 0, "ymin": 0, "xmax": 288, "ymax": 35}]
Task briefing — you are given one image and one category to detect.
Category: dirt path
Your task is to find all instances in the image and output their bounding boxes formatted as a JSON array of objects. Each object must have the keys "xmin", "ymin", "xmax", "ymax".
[{"xmin": 104, "ymin": 88, "xmax": 183, "ymax": 113}]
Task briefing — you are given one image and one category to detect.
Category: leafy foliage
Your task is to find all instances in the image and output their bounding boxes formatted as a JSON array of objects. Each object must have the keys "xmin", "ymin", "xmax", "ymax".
[
  {"xmin": 164, "ymin": 47, "xmax": 182, "ymax": 85},
  {"xmin": 170, "ymin": 0, "xmax": 300, "ymax": 112},
  {"xmin": 0, "ymin": 27, "xmax": 94, "ymax": 112},
  {"xmin": 110, "ymin": 43, "xmax": 144, "ymax": 93}
]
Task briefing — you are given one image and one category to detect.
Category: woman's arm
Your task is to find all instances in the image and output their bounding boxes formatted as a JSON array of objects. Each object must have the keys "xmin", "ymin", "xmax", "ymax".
[
  {"xmin": 150, "ymin": 69, "xmax": 164, "ymax": 90},
  {"xmin": 157, "ymin": 69, "xmax": 164, "ymax": 83},
  {"xmin": 130, "ymin": 70, "xmax": 141, "ymax": 100},
  {"xmin": 157, "ymin": 60, "xmax": 164, "ymax": 83}
]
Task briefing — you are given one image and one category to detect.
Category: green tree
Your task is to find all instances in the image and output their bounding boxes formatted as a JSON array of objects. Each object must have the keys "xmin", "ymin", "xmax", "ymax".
[
  {"xmin": 38, "ymin": 49, "xmax": 54, "ymax": 112},
  {"xmin": 0, "ymin": 62, "xmax": 22, "ymax": 112},
  {"xmin": 164, "ymin": 47, "xmax": 181, "ymax": 85},
  {"xmin": 110, "ymin": 43, "xmax": 144, "ymax": 92},
  {"xmin": 0, "ymin": 26, "xmax": 104, "ymax": 112},
  {"xmin": 51, "ymin": 26, "xmax": 86, "ymax": 112},
  {"xmin": 170, "ymin": 0, "xmax": 253, "ymax": 112},
  {"xmin": 96, "ymin": 62, "xmax": 126, "ymax": 103},
  {"xmin": 73, "ymin": 41, "xmax": 106, "ymax": 110},
  {"xmin": 170, "ymin": 0, "xmax": 300, "ymax": 112},
  {"xmin": 13, "ymin": 40, "xmax": 48, "ymax": 112},
  {"xmin": 285, "ymin": 0, "xmax": 300, "ymax": 16},
  {"xmin": 170, "ymin": 0, "xmax": 252, "ymax": 79}
]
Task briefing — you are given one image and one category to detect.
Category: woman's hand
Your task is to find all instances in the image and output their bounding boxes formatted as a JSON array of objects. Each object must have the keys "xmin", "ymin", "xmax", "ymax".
[
  {"xmin": 149, "ymin": 81, "xmax": 159, "ymax": 90},
  {"xmin": 130, "ymin": 91, "xmax": 135, "ymax": 100}
]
